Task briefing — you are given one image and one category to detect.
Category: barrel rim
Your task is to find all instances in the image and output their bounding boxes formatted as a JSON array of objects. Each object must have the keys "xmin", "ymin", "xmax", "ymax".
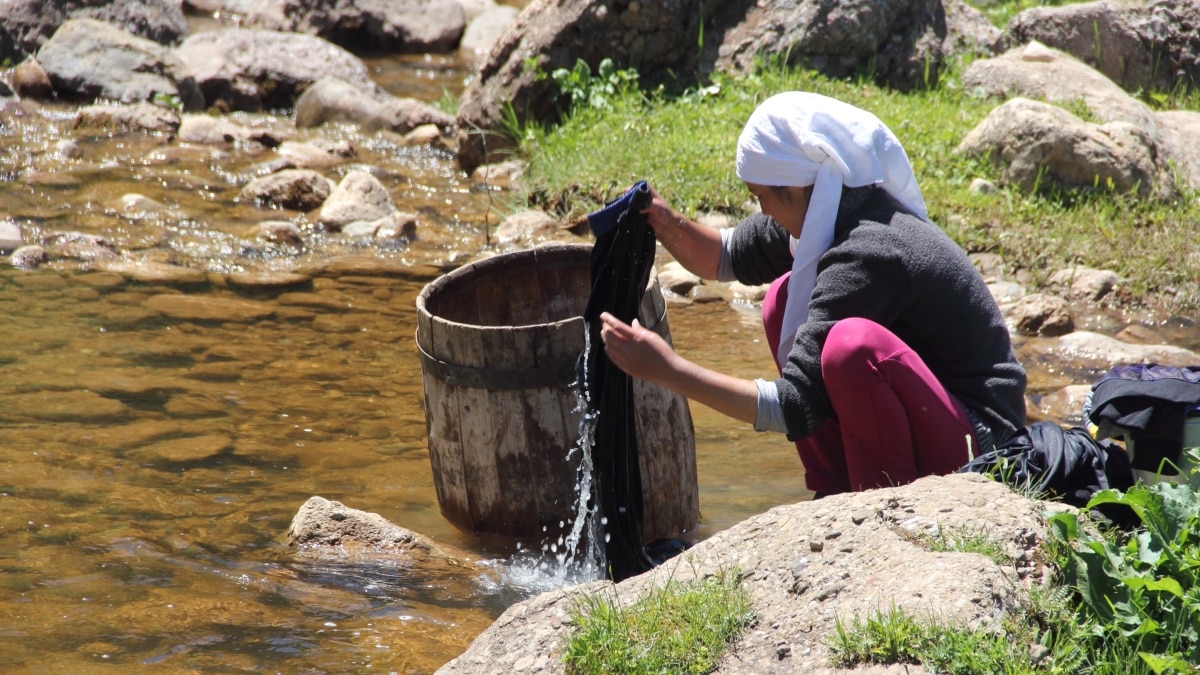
[{"xmin": 415, "ymin": 243, "xmax": 593, "ymax": 329}]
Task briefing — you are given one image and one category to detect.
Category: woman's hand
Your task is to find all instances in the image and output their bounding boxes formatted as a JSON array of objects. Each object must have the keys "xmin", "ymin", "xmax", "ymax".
[
  {"xmin": 598, "ymin": 312, "xmax": 761, "ymax": 426},
  {"xmin": 639, "ymin": 184, "xmax": 681, "ymax": 238},
  {"xmin": 598, "ymin": 311, "xmax": 678, "ymax": 384}
]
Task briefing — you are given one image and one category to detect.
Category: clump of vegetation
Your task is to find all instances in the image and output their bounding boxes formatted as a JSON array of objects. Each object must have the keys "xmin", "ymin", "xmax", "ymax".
[{"xmin": 561, "ymin": 568, "xmax": 754, "ymax": 674}]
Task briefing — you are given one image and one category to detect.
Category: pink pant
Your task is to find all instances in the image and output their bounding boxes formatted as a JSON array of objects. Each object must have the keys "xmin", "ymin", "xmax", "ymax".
[{"xmin": 763, "ymin": 273, "xmax": 976, "ymax": 494}]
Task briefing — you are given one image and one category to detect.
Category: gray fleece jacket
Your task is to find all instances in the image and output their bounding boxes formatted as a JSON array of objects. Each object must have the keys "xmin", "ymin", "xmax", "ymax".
[{"xmin": 727, "ymin": 186, "xmax": 1027, "ymax": 445}]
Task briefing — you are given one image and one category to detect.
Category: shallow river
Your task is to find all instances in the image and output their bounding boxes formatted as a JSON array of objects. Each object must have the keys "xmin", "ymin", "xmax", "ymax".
[{"xmin": 2, "ymin": 24, "xmax": 1199, "ymax": 673}]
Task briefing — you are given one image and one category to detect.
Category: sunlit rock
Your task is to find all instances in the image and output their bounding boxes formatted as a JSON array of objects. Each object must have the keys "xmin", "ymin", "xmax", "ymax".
[
  {"xmin": 176, "ymin": 29, "xmax": 380, "ymax": 112},
  {"xmin": 1010, "ymin": 292, "xmax": 1074, "ymax": 337},
  {"xmin": 727, "ymin": 281, "xmax": 768, "ymax": 303},
  {"xmin": 1, "ymin": 390, "xmax": 130, "ymax": 422},
  {"xmin": 459, "ymin": 5, "xmax": 520, "ymax": 59},
  {"xmin": 0, "ymin": 220, "xmax": 23, "ymax": 252},
  {"xmin": 11, "ymin": 58, "xmax": 52, "ymax": 100},
  {"xmin": 249, "ymin": 220, "xmax": 305, "ymax": 246},
  {"xmin": 470, "ymin": 159, "xmax": 524, "ymax": 190},
  {"xmin": 9, "ymin": 244, "xmax": 45, "ymax": 268},
  {"xmin": 318, "ymin": 171, "xmax": 398, "ymax": 230},
  {"xmin": 239, "ymin": 169, "xmax": 334, "ymax": 212},
  {"xmin": 74, "ymin": 102, "xmax": 181, "ymax": 135},
  {"xmin": 75, "ymin": 370, "xmax": 185, "ymax": 397},
  {"xmin": 287, "ymin": 496, "xmax": 478, "ymax": 572},
  {"xmin": 276, "ymin": 140, "xmax": 354, "ymax": 169},
  {"xmin": 658, "ymin": 261, "xmax": 700, "ymax": 296},
  {"xmin": 1047, "ymin": 266, "xmax": 1120, "ymax": 302},
  {"xmin": 144, "ymin": 294, "xmax": 276, "ymax": 322},
  {"xmin": 97, "ymin": 261, "xmax": 209, "ymax": 285},
  {"xmin": 222, "ymin": 271, "xmax": 313, "ymax": 289},
  {"xmin": 126, "ymin": 434, "xmax": 234, "ymax": 462},
  {"xmin": 38, "ymin": 19, "xmax": 202, "ymax": 110},
  {"xmin": 295, "ymin": 76, "xmax": 454, "ymax": 134},
  {"xmin": 1034, "ymin": 383, "xmax": 1093, "ymax": 426}
]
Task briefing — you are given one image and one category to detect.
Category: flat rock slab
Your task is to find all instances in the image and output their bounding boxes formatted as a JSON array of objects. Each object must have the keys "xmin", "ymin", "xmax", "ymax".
[{"xmin": 145, "ymin": 294, "xmax": 276, "ymax": 321}]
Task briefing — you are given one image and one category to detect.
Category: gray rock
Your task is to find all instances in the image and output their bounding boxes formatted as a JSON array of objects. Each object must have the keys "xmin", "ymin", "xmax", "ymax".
[
  {"xmin": 1001, "ymin": 0, "xmax": 1200, "ymax": 95},
  {"xmin": 236, "ymin": 0, "xmax": 467, "ymax": 54},
  {"xmin": 145, "ymin": 294, "xmax": 277, "ymax": 321},
  {"xmin": 1, "ymin": 0, "xmax": 187, "ymax": 53},
  {"xmin": 239, "ymin": 169, "xmax": 334, "ymax": 212},
  {"xmin": 0, "ymin": 220, "xmax": 23, "ymax": 252},
  {"xmin": 319, "ymin": 171, "xmax": 398, "ymax": 230},
  {"xmin": 459, "ymin": 5, "xmax": 521, "ymax": 58},
  {"xmin": 175, "ymin": 29, "xmax": 380, "ymax": 112},
  {"xmin": 1048, "ymin": 266, "xmax": 1120, "ymax": 302},
  {"xmin": 1155, "ymin": 110, "xmax": 1200, "ymax": 190},
  {"xmin": 1010, "ymin": 292, "xmax": 1074, "ymax": 337},
  {"xmin": 36, "ymin": 19, "xmax": 203, "ymax": 110},
  {"xmin": 957, "ymin": 97, "xmax": 1160, "ymax": 198},
  {"xmin": 962, "ymin": 41, "xmax": 1157, "ymax": 132},
  {"xmin": 9, "ymin": 244, "xmax": 45, "ymax": 269},
  {"xmin": 295, "ymin": 77, "xmax": 455, "ymax": 134},
  {"xmin": 10, "ymin": 58, "xmax": 52, "ymax": 100},
  {"xmin": 436, "ymin": 473, "xmax": 1055, "ymax": 674},
  {"xmin": 249, "ymin": 220, "xmax": 306, "ymax": 246},
  {"xmin": 73, "ymin": 102, "xmax": 182, "ymax": 135},
  {"xmin": 658, "ymin": 261, "xmax": 702, "ymax": 296},
  {"xmin": 470, "ymin": 159, "xmax": 525, "ymax": 189}
]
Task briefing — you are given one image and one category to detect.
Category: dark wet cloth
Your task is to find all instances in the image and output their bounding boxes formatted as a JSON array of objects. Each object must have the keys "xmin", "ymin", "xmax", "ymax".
[
  {"xmin": 1084, "ymin": 363, "xmax": 1200, "ymax": 474},
  {"xmin": 581, "ymin": 181, "xmax": 656, "ymax": 581},
  {"xmin": 957, "ymin": 421, "xmax": 1138, "ymax": 528}
]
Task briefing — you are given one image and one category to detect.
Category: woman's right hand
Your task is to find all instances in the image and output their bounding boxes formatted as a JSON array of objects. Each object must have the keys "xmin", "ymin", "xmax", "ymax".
[{"xmin": 640, "ymin": 184, "xmax": 681, "ymax": 238}]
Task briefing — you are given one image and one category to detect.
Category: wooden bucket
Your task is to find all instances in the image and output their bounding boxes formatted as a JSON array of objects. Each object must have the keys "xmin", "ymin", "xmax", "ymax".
[{"xmin": 415, "ymin": 243, "xmax": 698, "ymax": 542}]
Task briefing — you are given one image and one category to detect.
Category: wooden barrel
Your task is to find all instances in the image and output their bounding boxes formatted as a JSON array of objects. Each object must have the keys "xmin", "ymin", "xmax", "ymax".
[{"xmin": 415, "ymin": 243, "xmax": 698, "ymax": 543}]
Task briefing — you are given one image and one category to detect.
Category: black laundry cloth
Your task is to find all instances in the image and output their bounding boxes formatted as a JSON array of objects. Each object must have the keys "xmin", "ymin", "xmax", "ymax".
[
  {"xmin": 581, "ymin": 180, "xmax": 657, "ymax": 581},
  {"xmin": 1084, "ymin": 363, "xmax": 1200, "ymax": 474},
  {"xmin": 958, "ymin": 421, "xmax": 1138, "ymax": 528}
]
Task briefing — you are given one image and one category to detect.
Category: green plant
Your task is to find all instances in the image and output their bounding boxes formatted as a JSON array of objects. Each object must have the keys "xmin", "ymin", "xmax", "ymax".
[
  {"xmin": 1046, "ymin": 478, "xmax": 1200, "ymax": 672},
  {"xmin": 915, "ymin": 524, "xmax": 1014, "ymax": 566},
  {"xmin": 152, "ymin": 91, "xmax": 183, "ymax": 111},
  {"xmin": 561, "ymin": 568, "xmax": 754, "ymax": 674},
  {"xmin": 549, "ymin": 58, "xmax": 640, "ymax": 113}
]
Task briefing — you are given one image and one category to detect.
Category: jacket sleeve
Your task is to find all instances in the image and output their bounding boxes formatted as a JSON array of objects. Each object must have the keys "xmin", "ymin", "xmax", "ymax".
[{"xmin": 727, "ymin": 214, "xmax": 794, "ymax": 286}]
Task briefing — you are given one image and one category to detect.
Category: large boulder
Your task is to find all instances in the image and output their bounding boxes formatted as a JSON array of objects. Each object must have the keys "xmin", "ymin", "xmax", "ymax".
[
  {"xmin": 35, "ymin": 18, "xmax": 204, "ymax": 110},
  {"xmin": 1155, "ymin": 110, "xmax": 1200, "ymax": 190},
  {"xmin": 175, "ymin": 28, "xmax": 382, "ymax": 112},
  {"xmin": 957, "ymin": 97, "xmax": 1162, "ymax": 198},
  {"xmin": 1002, "ymin": 0, "xmax": 1200, "ymax": 95},
  {"xmin": 962, "ymin": 41, "xmax": 1157, "ymax": 131},
  {"xmin": 712, "ymin": 0, "xmax": 999, "ymax": 88},
  {"xmin": 455, "ymin": 0, "xmax": 1003, "ymax": 173},
  {"xmin": 0, "ymin": 0, "xmax": 189, "ymax": 53},
  {"xmin": 227, "ymin": 0, "xmax": 466, "ymax": 54},
  {"xmin": 436, "ymin": 473, "xmax": 1055, "ymax": 674}
]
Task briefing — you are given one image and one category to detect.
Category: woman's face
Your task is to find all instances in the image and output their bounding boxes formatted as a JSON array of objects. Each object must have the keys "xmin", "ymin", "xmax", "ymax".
[{"xmin": 745, "ymin": 183, "xmax": 810, "ymax": 238}]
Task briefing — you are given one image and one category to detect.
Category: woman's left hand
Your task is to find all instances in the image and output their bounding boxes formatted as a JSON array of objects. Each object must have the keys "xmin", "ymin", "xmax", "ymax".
[{"xmin": 598, "ymin": 311, "xmax": 677, "ymax": 384}]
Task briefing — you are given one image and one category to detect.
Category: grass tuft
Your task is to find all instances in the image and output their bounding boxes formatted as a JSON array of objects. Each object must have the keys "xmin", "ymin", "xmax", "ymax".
[{"xmin": 562, "ymin": 568, "xmax": 754, "ymax": 674}]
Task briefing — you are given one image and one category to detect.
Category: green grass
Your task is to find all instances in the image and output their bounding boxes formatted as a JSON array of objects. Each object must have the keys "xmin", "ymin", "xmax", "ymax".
[
  {"xmin": 507, "ymin": 58, "xmax": 1200, "ymax": 312},
  {"xmin": 561, "ymin": 569, "xmax": 754, "ymax": 674}
]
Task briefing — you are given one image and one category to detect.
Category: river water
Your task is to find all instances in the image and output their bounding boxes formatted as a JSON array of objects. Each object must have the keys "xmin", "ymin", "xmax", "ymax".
[{"xmin": 3, "ymin": 22, "xmax": 1200, "ymax": 673}]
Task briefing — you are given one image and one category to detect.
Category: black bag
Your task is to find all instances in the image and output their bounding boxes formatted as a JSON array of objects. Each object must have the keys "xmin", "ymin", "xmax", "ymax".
[{"xmin": 1084, "ymin": 364, "xmax": 1200, "ymax": 476}]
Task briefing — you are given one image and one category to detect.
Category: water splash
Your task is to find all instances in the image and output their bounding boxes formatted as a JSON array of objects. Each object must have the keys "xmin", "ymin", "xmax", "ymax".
[{"xmin": 500, "ymin": 331, "xmax": 605, "ymax": 591}]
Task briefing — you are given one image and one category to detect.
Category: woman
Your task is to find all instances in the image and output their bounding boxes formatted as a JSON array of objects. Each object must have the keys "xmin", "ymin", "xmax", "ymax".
[{"xmin": 598, "ymin": 91, "xmax": 1027, "ymax": 496}]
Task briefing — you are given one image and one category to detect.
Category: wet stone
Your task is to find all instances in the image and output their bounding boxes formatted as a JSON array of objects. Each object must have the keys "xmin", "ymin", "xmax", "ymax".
[
  {"xmin": 222, "ymin": 271, "xmax": 312, "ymax": 289},
  {"xmin": 77, "ymin": 419, "xmax": 191, "ymax": 451},
  {"xmin": 1, "ymin": 390, "xmax": 130, "ymax": 422},
  {"xmin": 75, "ymin": 271, "xmax": 128, "ymax": 288},
  {"xmin": 164, "ymin": 393, "xmax": 230, "ymax": 417},
  {"xmin": 75, "ymin": 370, "xmax": 186, "ymax": 396},
  {"xmin": 98, "ymin": 261, "xmax": 210, "ymax": 286},
  {"xmin": 184, "ymin": 362, "xmax": 245, "ymax": 381},
  {"xmin": 126, "ymin": 434, "xmax": 234, "ymax": 462},
  {"xmin": 145, "ymin": 294, "xmax": 276, "ymax": 322}
]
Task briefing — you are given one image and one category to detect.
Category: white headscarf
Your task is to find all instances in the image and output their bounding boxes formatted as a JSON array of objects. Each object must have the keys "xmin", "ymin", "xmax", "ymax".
[{"xmin": 735, "ymin": 92, "xmax": 927, "ymax": 365}]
